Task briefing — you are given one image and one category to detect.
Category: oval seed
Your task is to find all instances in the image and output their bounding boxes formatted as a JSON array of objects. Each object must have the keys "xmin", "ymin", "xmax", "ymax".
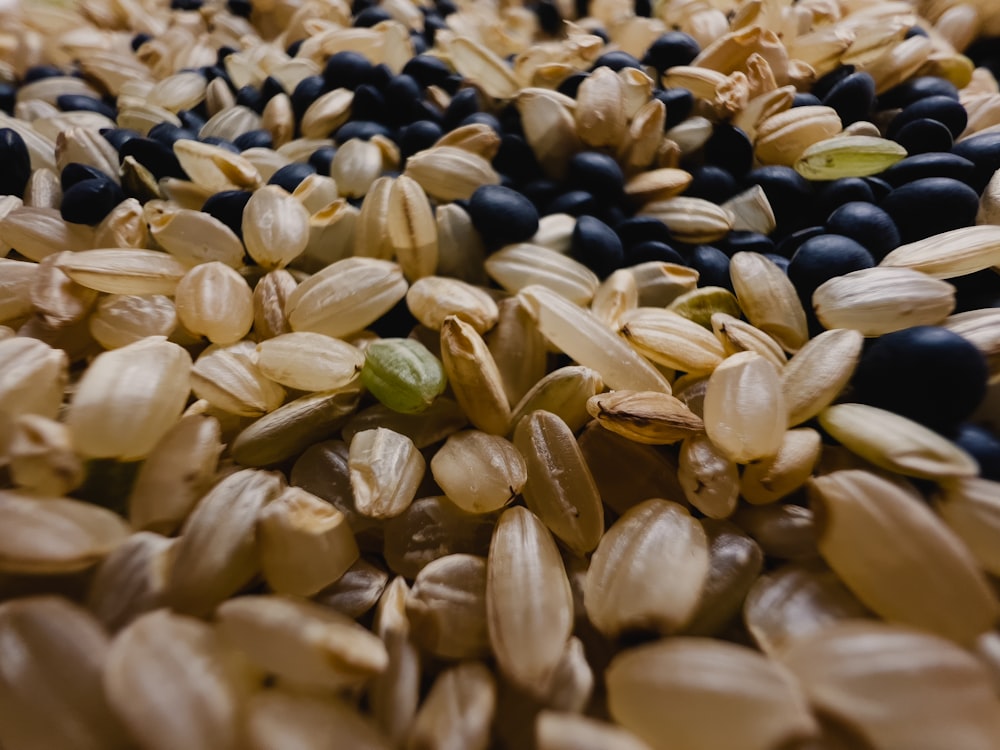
[
  {"xmin": 430, "ymin": 430, "xmax": 526, "ymax": 514},
  {"xmin": 349, "ymin": 428, "xmax": 426, "ymax": 520},
  {"xmin": 361, "ymin": 338, "xmax": 447, "ymax": 415},
  {"xmin": 174, "ymin": 261, "xmax": 254, "ymax": 345},
  {"xmin": 255, "ymin": 332, "xmax": 364, "ymax": 393}
]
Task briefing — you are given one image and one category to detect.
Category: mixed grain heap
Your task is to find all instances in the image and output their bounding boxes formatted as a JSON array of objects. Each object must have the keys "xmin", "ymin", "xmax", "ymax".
[{"xmin": 1, "ymin": 0, "xmax": 1000, "ymax": 748}]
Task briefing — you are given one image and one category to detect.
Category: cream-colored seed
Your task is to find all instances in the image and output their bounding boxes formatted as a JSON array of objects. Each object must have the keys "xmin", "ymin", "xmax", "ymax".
[
  {"xmin": 729, "ymin": 252, "xmax": 808, "ymax": 353},
  {"xmin": 191, "ymin": 340, "xmax": 286, "ymax": 417},
  {"xmin": 619, "ymin": 307, "xmax": 726, "ymax": 374},
  {"xmin": 406, "ymin": 662, "xmax": 496, "ymax": 750},
  {"xmin": 88, "ymin": 294, "xmax": 177, "ymax": 350},
  {"xmin": 175, "ymin": 262, "xmax": 254, "ymax": 345},
  {"xmin": 406, "ymin": 276, "xmax": 499, "ymax": 334},
  {"xmin": 55, "ymin": 249, "xmax": 188, "ymax": 296},
  {"xmin": 510, "ymin": 365, "xmax": 604, "ymax": 434},
  {"xmin": 486, "ymin": 243, "xmax": 599, "ymax": 306},
  {"xmin": 430, "ymin": 430, "xmax": 526, "ymax": 514},
  {"xmin": 405, "ymin": 554, "xmax": 491, "ymax": 660},
  {"xmin": 741, "ymin": 428, "xmax": 822, "ymax": 505},
  {"xmin": 586, "ymin": 390, "xmax": 705, "ymax": 445},
  {"xmin": 6, "ymin": 414, "xmax": 83, "ymax": 497},
  {"xmin": 440, "ymin": 316, "xmax": 512, "ymax": 436},
  {"xmin": 678, "ymin": 434, "xmax": 739, "ymax": 519},
  {"xmin": 936, "ymin": 477, "xmax": 1000, "ymax": 577},
  {"xmin": 0, "ymin": 337, "xmax": 67, "ymax": 421},
  {"xmin": 781, "ymin": 328, "xmax": 864, "ymax": 426},
  {"xmin": 254, "ymin": 332, "xmax": 364, "ymax": 392},
  {"xmin": 242, "ymin": 185, "xmax": 311, "ymax": 270},
  {"xmin": 388, "ymin": 174, "xmax": 438, "ymax": 281},
  {"xmin": 349, "ymin": 427, "xmax": 426, "ymax": 519},
  {"xmin": 246, "ymin": 691, "xmax": 392, "ymax": 750}
]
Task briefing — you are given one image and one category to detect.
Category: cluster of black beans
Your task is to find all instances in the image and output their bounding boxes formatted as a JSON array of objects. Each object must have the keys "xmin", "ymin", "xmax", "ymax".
[{"xmin": 1, "ymin": 0, "xmax": 999, "ymax": 476}]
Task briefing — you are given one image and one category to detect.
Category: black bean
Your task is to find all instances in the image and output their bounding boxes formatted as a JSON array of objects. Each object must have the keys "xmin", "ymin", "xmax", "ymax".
[
  {"xmin": 497, "ymin": 104, "xmax": 524, "ymax": 138},
  {"xmin": 825, "ymin": 202, "xmax": 900, "ymax": 261},
  {"xmin": 534, "ymin": 0, "xmax": 562, "ymax": 35},
  {"xmin": 557, "ymin": 72, "xmax": 588, "ymax": 98},
  {"xmin": 323, "ymin": 51, "xmax": 374, "ymax": 91},
  {"xmin": 851, "ymin": 326, "xmax": 989, "ymax": 431},
  {"xmin": 368, "ymin": 64, "xmax": 394, "ymax": 92},
  {"xmin": 953, "ymin": 423, "xmax": 1000, "ymax": 480},
  {"xmin": 468, "ymin": 184, "xmax": 540, "ymax": 246},
  {"xmin": 119, "ymin": 137, "xmax": 187, "ymax": 180},
  {"xmin": 392, "ymin": 59, "xmax": 439, "ymax": 95},
  {"xmin": 951, "ymin": 130, "xmax": 1000, "ymax": 192},
  {"xmin": 0, "ymin": 128, "xmax": 30, "ymax": 198},
  {"xmin": 743, "ymin": 166, "xmax": 815, "ymax": 236},
  {"xmin": 60, "ymin": 163, "xmax": 109, "ymax": 191},
  {"xmin": 442, "ymin": 88, "xmax": 480, "ymax": 131},
  {"xmin": 764, "ymin": 253, "xmax": 790, "ymax": 274},
  {"xmin": 683, "ymin": 165, "xmax": 739, "ymax": 204},
  {"xmin": 422, "ymin": 17, "xmax": 447, "ymax": 48},
  {"xmin": 235, "ymin": 84, "xmax": 265, "ymax": 113},
  {"xmin": 966, "ymin": 36, "xmax": 1000, "ymax": 83},
  {"xmin": 177, "ymin": 109, "xmax": 206, "ymax": 131},
  {"xmin": 654, "ymin": 87, "xmax": 694, "ymax": 130},
  {"xmin": 816, "ymin": 178, "xmax": 875, "ymax": 216},
  {"xmin": 821, "ymin": 71, "xmax": 876, "ymax": 125},
  {"xmin": 199, "ymin": 136, "xmax": 239, "ymax": 153},
  {"xmin": 55, "ymin": 94, "xmax": 118, "ymax": 120},
  {"xmin": 615, "ymin": 215, "xmax": 674, "ymax": 248},
  {"xmin": 233, "ymin": 129, "xmax": 273, "ymax": 150},
  {"xmin": 792, "ymin": 92, "xmax": 822, "ymax": 108},
  {"xmin": 811, "ymin": 65, "xmax": 856, "ymax": 101},
  {"xmin": 131, "ymin": 33, "xmax": 152, "ymax": 52},
  {"xmin": 642, "ymin": 31, "xmax": 700, "ymax": 73},
  {"xmin": 775, "ymin": 226, "xmax": 825, "ymax": 259},
  {"xmin": 268, "ymin": 162, "xmax": 317, "ymax": 192},
  {"xmin": 519, "ymin": 178, "xmax": 560, "ymax": 209},
  {"xmin": 148, "ymin": 122, "xmax": 197, "ymax": 147},
  {"xmin": 23, "ymin": 65, "xmax": 63, "ymax": 83},
  {"xmin": 354, "ymin": 6, "xmax": 392, "ymax": 26},
  {"xmin": 571, "ymin": 216, "xmax": 625, "ymax": 277},
  {"xmin": 335, "ymin": 120, "xmax": 393, "ymax": 142},
  {"xmin": 591, "ymin": 51, "xmax": 642, "ymax": 71},
  {"xmin": 202, "ymin": 189, "xmax": 253, "ymax": 239},
  {"xmin": 309, "ymin": 146, "xmax": 337, "ymax": 175},
  {"xmin": 397, "ymin": 120, "xmax": 443, "ymax": 159},
  {"xmin": 904, "ymin": 25, "xmax": 928, "ymax": 38},
  {"xmin": 720, "ymin": 231, "xmax": 775, "ymax": 256},
  {"xmin": 951, "ymin": 269, "xmax": 1000, "ymax": 312},
  {"xmin": 350, "ymin": 83, "xmax": 387, "ymax": 122},
  {"xmin": 291, "ymin": 75, "xmax": 325, "ymax": 121},
  {"xmin": 891, "ymin": 118, "xmax": 953, "ymax": 155},
  {"xmin": 877, "ymin": 75, "xmax": 959, "ymax": 110},
  {"xmin": 171, "ymin": 0, "xmax": 202, "ymax": 10},
  {"xmin": 544, "ymin": 189, "xmax": 596, "ymax": 217},
  {"xmin": 460, "ymin": 112, "xmax": 501, "ymax": 133},
  {"xmin": 688, "ymin": 245, "xmax": 732, "ymax": 289},
  {"xmin": 880, "ymin": 177, "xmax": 978, "ymax": 243},
  {"xmin": 101, "ymin": 127, "xmax": 142, "ymax": 153},
  {"xmin": 384, "ymin": 74, "xmax": 424, "ymax": 125},
  {"xmin": 887, "ymin": 95, "xmax": 968, "ymax": 140},
  {"xmin": 60, "ymin": 176, "xmax": 124, "ymax": 225},
  {"xmin": 565, "ymin": 151, "xmax": 624, "ymax": 201},
  {"xmin": 863, "ymin": 176, "xmax": 893, "ymax": 201},
  {"xmin": 627, "ymin": 240, "xmax": 685, "ymax": 266},
  {"xmin": 788, "ymin": 233, "xmax": 874, "ymax": 307},
  {"xmin": 703, "ymin": 124, "xmax": 753, "ymax": 177},
  {"xmin": 261, "ymin": 77, "xmax": 285, "ymax": 103},
  {"xmin": 227, "ymin": 0, "xmax": 252, "ymax": 18}
]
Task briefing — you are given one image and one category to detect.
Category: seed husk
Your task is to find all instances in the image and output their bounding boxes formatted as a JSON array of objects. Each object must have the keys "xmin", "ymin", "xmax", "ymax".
[
  {"xmin": 486, "ymin": 243, "xmax": 600, "ymax": 306},
  {"xmin": 678, "ymin": 434, "xmax": 740, "ymax": 519},
  {"xmin": 740, "ymin": 427, "xmax": 823, "ymax": 505},
  {"xmin": 818, "ymin": 403, "xmax": 978, "ymax": 479},
  {"xmin": 430, "ymin": 431, "xmax": 526, "ymax": 515},
  {"xmin": 606, "ymin": 637, "xmax": 818, "ymax": 750},
  {"xmin": 591, "ymin": 269, "xmax": 639, "ymax": 328},
  {"xmin": 729, "ymin": 252, "xmax": 808, "ymax": 353},
  {"xmin": 55, "ymin": 249, "xmax": 188, "ymax": 296},
  {"xmin": 349, "ymin": 427, "xmax": 426, "ymax": 520},
  {"xmin": 406, "ymin": 276, "xmax": 499, "ymax": 334},
  {"xmin": 89, "ymin": 294, "xmax": 177, "ymax": 350},
  {"xmin": 191, "ymin": 340, "xmax": 286, "ymax": 417},
  {"xmin": 487, "ymin": 506, "xmax": 573, "ymax": 697},
  {"xmin": 587, "ymin": 390, "xmax": 705, "ymax": 445},
  {"xmin": 809, "ymin": 470, "xmax": 998, "ymax": 643},
  {"xmin": 638, "ymin": 196, "xmax": 734, "ymax": 244},
  {"xmin": 255, "ymin": 331, "xmax": 364, "ymax": 393},
  {"xmin": 315, "ymin": 557, "xmax": 390, "ymax": 621},
  {"xmin": 781, "ymin": 328, "xmax": 864, "ymax": 426},
  {"xmin": 510, "ymin": 365, "xmax": 603, "ymax": 434},
  {"xmin": 619, "ymin": 307, "xmax": 726, "ymax": 374},
  {"xmin": 146, "ymin": 205, "xmax": 245, "ymax": 268},
  {"xmin": 246, "ymin": 690, "xmax": 392, "ymax": 750},
  {"xmin": 242, "ymin": 185, "xmax": 311, "ymax": 270},
  {"xmin": 440, "ymin": 316, "xmax": 512, "ymax": 436},
  {"xmin": 512, "ymin": 410, "xmax": 605, "ymax": 554},
  {"xmin": 403, "ymin": 146, "xmax": 501, "ymax": 202},
  {"xmin": 0, "ymin": 596, "xmax": 130, "ymax": 750},
  {"xmin": 174, "ymin": 262, "xmax": 254, "ymax": 345},
  {"xmin": 879, "ymin": 224, "xmax": 1000, "ymax": 278}
]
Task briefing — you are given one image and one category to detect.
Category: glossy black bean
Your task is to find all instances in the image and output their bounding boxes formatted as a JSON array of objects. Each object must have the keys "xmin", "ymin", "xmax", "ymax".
[
  {"xmin": 171, "ymin": 0, "xmax": 202, "ymax": 9},
  {"xmin": 368, "ymin": 64, "xmax": 394, "ymax": 92},
  {"xmin": 397, "ymin": 120, "xmax": 442, "ymax": 159},
  {"xmin": 335, "ymin": 120, "xmax": 393, "ymax": 142},
  {"xmin": 200, "ymin": 136, "xmax": 239, "ymax": 153},
  {"xmin": 177, "ymin": 109, "xmax": 206, "ymax": 131},
  {"xmin": 721, "ymin": 231, "xmax": 775, "ymax": 256},
  {"xmin": 792, "ymin": 93, "xmax": 822, "ymax": 108},
  {"xmin": 775, "ymin": 226, "xmax": 825, "ymax": 259},
  {"xmin": 384, "ymin": 74, "xmax": 424, "ymax": 124},
  {"xmin": 60, "ymin": 163, "xmax": 108, "ymax": 190},
  {"xmin": 148, "ymin": 122, "xmax": 197, "ymax": 147},
  {"xmin": 591, "ymin": 51, "xmax": 642, "ymax": 71},
  {"xmin": 683, "ymin": 165, "xmax": 739, "ymax": 204},
  {"xmin": 200, "ymin": 65, "xmax": 231, "ymax": 86},
  {"xmin": 460, "ymin": 112, "xmax": 501, "ymax": 133},
  {"xmin": 233, "ymin": 129, "xmax": 273, "ymax": 150},
  {"xmin": 436, "ymin": 0, "xmax": 457, "ymax": 14},
  {"xmin": 55, "ymin": 94, "xmax": 117, "ymax": 120},
  {"xmin": 350, "ymin": 84, "xmax": 387, "ymax": 122},
  {"xmin": 821, "ymin": 71, "xmax": 876, "ymax": 125},
  {"xmin": 951, "ymin": 130, "xmax": 1000, "ymax": 192},
  {"xmin": 442, "ymin": 88, "xmax": 480, "ymax": 131},
  {"xmin": 953, "ymin": 423, "xmax": 1000, "ymax": 480},
  {"xmin": 863, "ymin": 176, "xmax": 893, "ymax": 201},
  {"xmin": 851, "ymin": 326, "xmax": 989, "ymax": 430},
  {"xmin": 877, "ymin": 75, "xmax": 959, "ymax": 110},
  {"xmin": 615, "ymin": 215, "xmax": 674, "ymax": 248},
  {"xmin": 764, "ymin": 253, "xmax": 790, "ymax": 274},
  {"xmin": 227, "ymin": 0, "xmax": 252, "ymax": 18},
  {"xmin": 519, "ymin": 178, "xmax": 560, "ymax": 209},
  {"xmin": 951, "ymin": 269, "xmax": 1000, "ymax": 312},
  {"xmin": 887, "ymin": 95, "xmax": 968, "ymax": 140},
  {"xmin": 743, "ymin": 166, "xmax": 815, "ymax": 236},
  {"xmin": 323, "ymin": 51, "xmax": 374, "ymax": 91},
  {"xmin": 556, "ymin": 72, "xmax": 588, "ymax": 98},
  {"xmin": 261, "ymin": 76, "xmax": 285, "ymax": 103},
  {"xmin": 825, "ymin": 202, "xmax": 900, "ymax": 261},
  {"xmin": 0, "ymin": 128, "xmax": 30, "ymax": 198},
  {"xmin": 627, "ymin": 240, "xmax": 685, "ymax": 266},
  {"xmin": 119, "ymin": 137, "xmax": 186, "ymax": 180},
  {"xmin": 440, "ymin": 74, "xmax": 463, "ymax": 96},
  {"xmin": 468, "ymin": 184, "xmax": 540, "ymax": 245},
  {"xmin": 235, "ymin": 85, "xmax": 265, "ymax": 113},
  {"xmin": 566, "ymin": 151, "xmax": 624, "ymax": 201},
  {"xmin": 0, "ymin": 83, "xmax": 14, "ymax": 115},
  {"xmin": 572, "ymin": 216, "xmax": 625, "ymax": 277},
  {"xmin": 269, "ymin": 163, "xmax": 317, "ymax": 192},
  {"xmin": 23, "ymin": 65, "xmax": 63, "ymax": 83},
  {"xmin": 811, "ymin": 65, "xmax": 856, "ymax": 101},
  {"xmin": 402, "ymin": 55, "xmax": 452, "ymax": 89},
  {"xmin": 642, "ymin": 31, "xmax": 700, "ymax": 73},
  {"xmin": 654, "ymin": 87, "xmax": 694, "ymax": 130},
  {"xmin": 534, "ymin": 0, "xmax": 562, "ymax": 35},
  {"xmin": 703, "ymin": 124, "xmax": 753, "ymax": 177},
  {"xmin": 291, "ymin": 76, "xmax": 325, "ymax": 121},
  {"xmin": 216, "ymin": 47, "xmax": 237, "ymax": 66},
  {"xmin": 497, "ymin": 104, "xmax": 524, "ymax": 138},
  {"xmin": 891, "ymin": 118, "xmax": 953, "ymax": 155},
  {"xmin": 816, "ymin": 178, "xmax": 875, "ymax": 216},
  {"xmin": 60, "ymin": 176, "xmax": 124, "ymax": 225},
  {"xmin": 543, "ymin": 189, "xmax": 596, "ymax": 217},
  {"xmin": 634, "ymin": 0, "xmax": 652, "ymax": 14},
  {"xmin": 131, "ymin": 33, "xmax": 152, "ymax": 51},
  {"xmin": 354, "ymin": 6, "xmax": 392, "ymax": 26},
  {"xmin": 880, "ymin": 177, "xmax": 978, "ymax": 243},
  {"xmin": 309, "ymin": 146, "xmax": 337, "ymax": 175},
  {"xmin": 966, "ymin": 37, "xmax": 1000, "ymax": 83},
  {"xmin": 101, "ymin": 127, "xmax": 142, "ymax": 153},
  {"xmin": 788, "ymin": 234, "xmax": 874, "ymax": 306},
  {"xmin": 904, "ymin": 25, "xmax": 928, "ymax": 38},
  {"xmin": 202, "ymin": 190, "xmax": 253, "ymax": 239},
  {"xmin": 423, "ymin": 18, "xmax": 447, "ymax": 47},
  {"xmin": 688, "ymin": 245, "xmax": 732, "ymax": 289}
]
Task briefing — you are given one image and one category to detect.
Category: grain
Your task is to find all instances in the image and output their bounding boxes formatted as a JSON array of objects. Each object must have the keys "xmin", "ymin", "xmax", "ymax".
[
  {"xmin": 781, "ymin": 328, "xmax": 864, "ymax": 426},
  {"xmin": 486, "ymin": 243, "xmax": 600, "ymax": 305},
  {"xmin": 678, "ymin": 434, "xmax": 740, "ymax": 519},
  {"xmin": 587, "ymin": 390, "xmax": 705, "ymax": 445},
  {"xmin": 191, "ymin": 340, "xmax": 286, "ymax": 417},
  {"xmin": 175, "ymin": 262, "xmax": 254, "ymax": 345},
  {"xmin": 246, "ymin": 691, "xmax": 392, "ymax": 750},
  {"xmin": 740, "ymin": 427, "xmax": 823, "ymax": 505},
  {"xmin": 0, "ymin": 337, "xmax": 67, "ymax": 421},
  {"xmin": 430, "ymin": 431, "xmax": 526, "ymax": 514},
  {"xmin": 349, "ymin": 427, "xmax": 426, "ymax": 520},
  {"xmin": 361, "ymin": 337, "xmax": 447, "ymax": 415},
  {"xmin": 729, "ymin": 252, "xmax": 808, "ymax": 353},
  {"xmin": 255, "ymin": 332, "xmax": 364, "ymax": 393},
  {"xmin": 55, "ymin": 249, "xmax": 188, "ymax": 296},
  {"xmin": 406, "ymin": 276, "xmax": 499, "ymax": 334},
  {"xmin": 619, "ymin": 307, "xmax": 726, "ymax": 374},
  {"xmin": 6, "ymin": 414, "xmax": 83, "ymax": 497},
  {"xmin": 440, "ymin": 316, "xmax": 512, "ymax": 436},
  {"xmin": 407, "ymin": 663, "xmax": 495, "ymax": 750},
  {"xmin": 242, "ymin": 185, "xmax": 311, "ymax": 270},
  {"xmin": 935, "ymin": 477, "xmax": 1000, "ymax": 576},
  {"xmin": 405, "ymin": 553, "xmax": 490, "ymax": 660},
  {"xmin": 510, "ymin": 365, "xmax": 603, "ymax": 433}
]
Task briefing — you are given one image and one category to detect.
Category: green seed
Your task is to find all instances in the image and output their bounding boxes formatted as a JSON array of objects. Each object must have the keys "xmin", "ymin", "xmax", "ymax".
[
  {"xmin": 668, "ymin": 286, "xmax": 742, "ymax": 329},
  {"xmin": 361, "ymin": 338, "xmax": 447, "ymax": 414},
  {"xmin": 793, "ymin": 136, "xmax": 907, "ymax": 181}
]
